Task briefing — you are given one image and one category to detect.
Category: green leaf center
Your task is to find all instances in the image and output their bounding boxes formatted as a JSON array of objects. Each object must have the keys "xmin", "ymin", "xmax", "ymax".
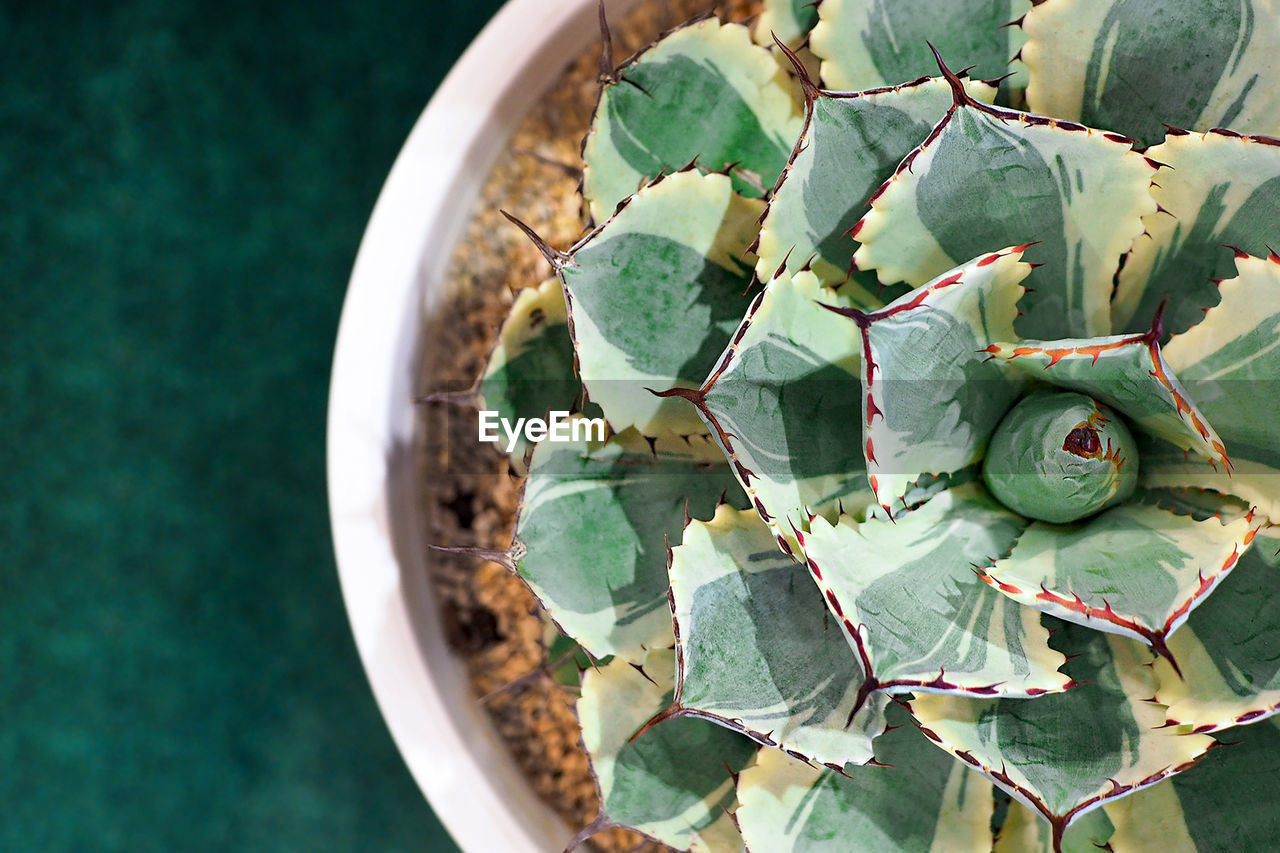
[{"xmin": 982, "ymin": 391, "xmax": 1139, "ymax": 523}]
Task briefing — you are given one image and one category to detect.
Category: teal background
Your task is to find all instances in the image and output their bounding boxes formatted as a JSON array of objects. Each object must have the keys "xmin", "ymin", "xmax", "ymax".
[{"xmin": 2, "ymin": 1, "xmax": 502, "ymax": 849}]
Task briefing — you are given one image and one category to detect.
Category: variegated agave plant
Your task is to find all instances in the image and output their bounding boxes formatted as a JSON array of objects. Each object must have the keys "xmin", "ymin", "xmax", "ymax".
[{"xmin": 446, "ymin": 1, "xmax": 1280, "ymax": 850}]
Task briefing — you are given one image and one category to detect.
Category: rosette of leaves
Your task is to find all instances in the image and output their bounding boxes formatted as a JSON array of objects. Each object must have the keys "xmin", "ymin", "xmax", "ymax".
[{"xmin": 438, "ymin": 1, "xmax": 1280, "ymax": 850}]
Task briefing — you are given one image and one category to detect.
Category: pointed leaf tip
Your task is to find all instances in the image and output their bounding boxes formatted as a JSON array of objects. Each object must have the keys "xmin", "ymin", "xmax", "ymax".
[
  {"xmin": 1148, "ymin": 295, "xmax": 1170, "ymax": 342},
  {"xmin": 628, "ymin": 703, "xmax": 683, "ymax": 743},
  {"xmin": 426, "ymin": 543, "xmax": 516, "ymax": 571},
  {"xmin": 646, "ymin": 385, "xmax": 706, "ymax": 404},
  {"xmin": 816, "ymin": 301, "xmax": 868, "ymax": 326},
  {"xmin": 500, "ymin": 210, "xmax": 569, "ymax": 268},
  {"xmin": 596, "ymin": 0, "xmax": 615, "ymax": 82},
  {"xmin": 771, "ymin": 31, "xmax": 817, "ymax": 101},
  {"xmin": 926, "ymin": 42, "xmax": 971, "ymax": 107}
]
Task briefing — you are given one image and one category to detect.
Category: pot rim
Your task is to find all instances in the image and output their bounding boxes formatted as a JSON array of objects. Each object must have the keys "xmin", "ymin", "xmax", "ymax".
[{"xmin": 326, "ymin": 1, "xmax": 636, "ymax": 849}]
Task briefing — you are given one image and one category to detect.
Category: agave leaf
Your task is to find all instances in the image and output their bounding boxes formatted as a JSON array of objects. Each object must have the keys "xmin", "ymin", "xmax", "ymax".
[
  {"xmin": 1105, "ymin": 719, "xmax": 1280, "ymax": 852},
  {"xmin": 995, "ymin": 801, "xmax": 1113, "ymax": 852},
  {"xmin": 978, "ymin": 501, "xmax": 1260, "ymax": 660},
  {"xmin": 911, "ymin": 620, "xmax": 1216, "ymax": 845},
  {"xmin": 514, "ymin": 428, "xmax": 744, "ymax": 662},
  {"xmin": 846, "ymin": 248, "xmax": 1032, "ymax": 511},
  {"xmin": 582, "ymin": 18, "xmax": 803, "ymax": 222},
  {"xmin": 1139, "ymin": 485, "xmax": 1255, "ymax": 522},
  {"xmin": 673, "ymin": 269, "xmax": 873, "ymax": 552},
  {"xmin": 578, "ymin": 651, "xmax": 756, "ymax": 851},
  {"xmin": 801, "ymin": 484, "xmax": 1070, "ymax": 702},
  {"xmin": 853, "ymin": 69, "xmax": 1156, "ymax": 340},
  {"xmin": 754, "ymin": 0, "xmax": 819, "ymax": 49},
  {"xmin": 1140, "ymin": 439, "xmax": 1280, "ymax": 531},
  {"xmin": 736, "ymin": 703, "xmax": 995, "ymax": 852},
  {"xmin": 811, "ymin": 0, "xmax": 1031, "ymax": 94},
  {"xmin": 984, "ymin": 326, "xmax": 1229, "ymax": 469},
  {"xmin": 756, "ymin": 75, "xmax": 997, "ymax": 296},
  {"xmin": 561, "ymin": 170, "xmax": 760, "ymax": 436},
  {"xmin": 1022, "ymin": 0, "xmax": 1280, "ymax": 148},
  {"xmin": 1151, "ymin": 253, "xmax": 1280, "ymax": 517},
  {"xmin": 477, "ymin": 279, "xmax": 578, "ymax": 468},
  {"xmin": 1155, "ymin": 526, "xmax": 1280, "ymax": 733},
  {"xmin": 1112, "ymin": 131, "xmax": 1280, "ymax": 336},
  {"xmin": 667, "ymin": 505, "xmax": 889, "ymax": 770}
]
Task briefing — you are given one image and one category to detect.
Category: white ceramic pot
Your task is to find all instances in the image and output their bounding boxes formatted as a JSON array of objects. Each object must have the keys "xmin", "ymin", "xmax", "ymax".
[{"xmin": 326, "ymin": 1, "xmax": 638, "ymax": 849}]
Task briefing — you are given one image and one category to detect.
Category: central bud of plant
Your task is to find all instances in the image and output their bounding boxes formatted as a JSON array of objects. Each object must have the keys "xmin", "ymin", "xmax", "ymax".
[{"xmin": 982, "ymin": 391, "xmax": 1139, "ymax": 524}]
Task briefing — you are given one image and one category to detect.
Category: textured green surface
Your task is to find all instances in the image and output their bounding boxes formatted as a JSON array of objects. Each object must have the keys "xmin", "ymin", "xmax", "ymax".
[
  {"xmin": 982, "ymin": 391, "xmax": 1137, "ymax": 524},
  {"xmin": 0, "ymin": 1, "xmax": 503, "ymax": 849}
]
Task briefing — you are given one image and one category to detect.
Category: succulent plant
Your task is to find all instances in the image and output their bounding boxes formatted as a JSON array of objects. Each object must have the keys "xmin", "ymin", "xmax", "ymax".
[{"xmin": 442, "ymin": 1, "xmax": 1280, "ymax": 850}]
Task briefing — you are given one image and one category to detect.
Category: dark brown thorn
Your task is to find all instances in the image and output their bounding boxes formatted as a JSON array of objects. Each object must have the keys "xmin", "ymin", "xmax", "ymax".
[
  {"xmin": 646, "ymin": 166, "xmax": 670, "ymax": 191},
  {"xmin": 596, "ymin": 0, "xmax": 616, "ymax": 84},
  {"xmin": 648, "ymin": 385, "xmax": 707, "ymax": 405},
  {"xmin": 511, "ymin": 146, "xmax": 581, "ymax": 179},
  {"xmin": 928, "ymin": 42, "xmax": 975, "ymax": 108},
  {"xmin": 1148, "ymin": 633, "xmax": 1183, "ymax": 679},
  {"xmin": 985, "ymin": 71, "xmax": 1016, "ymax": 88},
  {"xmin": 845, "ymin": 677, "xmax": 880, "ymax": 728},
  {"xmin": 772, "ymin": 32, "xmax": 818, "ymax": 102},
  {"xmin": 427, "ymin": 543, "xmax": 515, "ymax": 571},
  {"xmin": 617, "ymin": 74, "xmax": 651, "ymax": 97},
  {"xmin": 817, "ymin": 301, "xmax": 870, "ymax": 327},
  {"xmin": 773, "ymin": 245, "xmax": 796, "ymax": 281},
  {"xmin": 1051, "ymin": 817, "xmax": 1066, "ymax": 853},
  {"xmin": 625, "ymin": 659, "xmax": 660, "ymax": 688},
  {"xmin": 629, "ymin": 703, "xmax": 684, "ymax": 743},
  {"xmin": 1268, "ymin": 245, "xmax": 1280, "ymax": 263},
  {"xmin": 1145, "ymin": 296, "xmax": 1169, "ymax": 342},
  {"xmin": 500, "ymin": 210, "xmax": 570, "ymax": 269},
  {"xmin": 564, "ymin": 813, "xmax": 614, "ymax": 853}
]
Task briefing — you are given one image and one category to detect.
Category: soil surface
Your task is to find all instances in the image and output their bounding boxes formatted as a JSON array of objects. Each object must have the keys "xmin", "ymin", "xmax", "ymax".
[{"xmin": 419, "ymin": 1, "xmax": 760, "ymax": 850}]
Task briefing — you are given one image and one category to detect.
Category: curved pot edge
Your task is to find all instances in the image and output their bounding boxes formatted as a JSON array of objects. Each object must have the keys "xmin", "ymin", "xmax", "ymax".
[{"xmin": 326, "ymin": 0, "xmax": 641, "ymax": 849}]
